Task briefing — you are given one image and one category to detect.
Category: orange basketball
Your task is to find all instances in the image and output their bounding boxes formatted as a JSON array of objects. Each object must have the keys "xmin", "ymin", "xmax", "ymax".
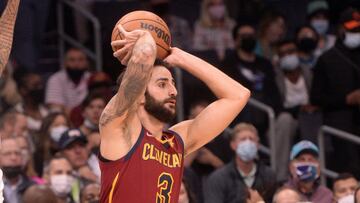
[{"xmin": 111, "ymin": 10, "xmax": 171, "ymax": 60}]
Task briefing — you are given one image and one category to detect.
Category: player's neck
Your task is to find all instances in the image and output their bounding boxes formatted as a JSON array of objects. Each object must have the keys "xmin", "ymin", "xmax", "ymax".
[{"xmin": 138, "ymin": 109, "xmax": 165, "ymax": 138}]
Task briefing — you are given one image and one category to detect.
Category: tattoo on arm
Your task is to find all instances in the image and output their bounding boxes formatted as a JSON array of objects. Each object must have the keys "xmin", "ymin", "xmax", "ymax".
[
  {"xmin": 100, "ymin": 42, "xmax": 156, "ymax": 126},
  {"xmin": 0, "ymin": 0, "xmax": 20, "ymax": 74}
]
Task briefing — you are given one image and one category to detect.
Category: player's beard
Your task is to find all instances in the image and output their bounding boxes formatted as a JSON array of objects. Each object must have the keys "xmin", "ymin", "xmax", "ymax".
[{"xmin": 144, "ymin": 91, "xmax": 176, "ymax": 123}]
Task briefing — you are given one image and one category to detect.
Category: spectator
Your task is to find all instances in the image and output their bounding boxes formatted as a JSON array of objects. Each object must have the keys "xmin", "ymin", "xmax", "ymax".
[
  {"xmin": 79, "ymin": 93, "xmax": 106, "ymax": 136},
  {"xmin": 0, "ymin": 137, "xmax": 34, "ymax": 203},
  {"xmin": 205, "ymin": 123, "xmax": 277, "ymax": 203},
  {"xmin": 307, "ymin": 0, "xmax": 336, "ymax": 56},
  {"xmin": 150, "ymin": 0, "xmax": 193, "ymax": 51},
  {"xmin": 86, "ymin": 131, "xmax": 100, "ymax": 156},
  {"xmin": 193, "ymin": 0, "xmax": 235, "ymax": 60},
  {"xmin": 0, "ymin": 64, "xmax": 21, "ymax": 114},
  {"xmin": 223, "ymin": 22, "xmax": 282, "ymax": 136},
  {"xmin": 295, "ymin": 25, "xmax": 319, "ymax": 70},
  {"xmin": 43, "ymin": 155, "xmax": 77, "ymax": 203},
  {"xmin": 285, "ymin": 140, "xmax": 332, "ymax": 203},
  {"xmin": 0, "ymin": 111, "xmax": 28, "ymax": 139},
  {"xmin": 34, "ymin": 112, "xmax": 71, "ymax": 176},
  {"xmin": 45, "ymin": 47, "xmax": 91, "ymax": 113},
  {"xmin": 256, "ymin": 11, "xmax": 286, "ymax": 60},
  {"xmin": 310, "ymin": 8, "xmax": 360, "ymax": 175},
  {"xmin": 273, "ymin": 39, "xmax": 316, "ymax": 181},
  {"xmin": 70, "ymin": 71, "xmax": 113, "ymax": 127},
  {"xmin": 333, "ymin": 173, "xmax": 359, "ymax": 203},
  {"xmin": 272, "ymin": 186, "xmax": 302, "ymax": 203},
  {"xmin": 13, "ymin": 69, "xmax": 49, "ymax": 131},
  {"xmin": 22, "ymin": 185, "xmax": 58, "ymax": 203},
  {"xmin": 80, "ymin": 182, "xmax": 100, "ymax": 203},
  {"xmin": 59, "ymin": 129, "xmax": 100, "ymax": 183},
  {"xmin": 15, "ymin": 136, "xmax": 39, "ymax": 181}
]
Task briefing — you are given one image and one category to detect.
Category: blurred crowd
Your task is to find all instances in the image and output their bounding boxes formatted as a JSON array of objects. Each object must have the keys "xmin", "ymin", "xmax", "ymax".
[{"xmin": 1, "ymin": 0, "xmax": 360, "ymax": 202}]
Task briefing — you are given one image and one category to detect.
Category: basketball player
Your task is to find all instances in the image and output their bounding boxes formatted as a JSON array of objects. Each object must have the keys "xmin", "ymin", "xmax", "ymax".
[{"xmin": 99, "ymin": 25, "xmax": 250, "ymax": 203}]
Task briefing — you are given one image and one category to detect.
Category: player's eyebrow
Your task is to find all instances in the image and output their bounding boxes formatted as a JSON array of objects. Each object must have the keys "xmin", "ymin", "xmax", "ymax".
[{"xmin": 156, "ymin": 78, "xmax": 176, "ymax": 85}]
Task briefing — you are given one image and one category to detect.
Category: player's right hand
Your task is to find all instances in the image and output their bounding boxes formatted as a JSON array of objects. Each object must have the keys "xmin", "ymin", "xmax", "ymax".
[{"xmin": 111, "ymin": 25, "xmax": 150, "ymax": 65}]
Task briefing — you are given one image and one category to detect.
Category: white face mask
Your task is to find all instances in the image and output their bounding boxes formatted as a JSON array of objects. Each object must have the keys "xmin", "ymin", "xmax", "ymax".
[
  {"xmin": 84, "ymin": 118, "xmax": 98, "ymax": 131},
  {"xmin": 338, "ymin": 194, "xmax": 354, "ymax": 203},
  {"xmin": 208, "ymin": 5, "xmax": 225, "ymax": 20},
  {"xmin": 280, "ymin": 54, "xmax": 300, "ymax": 71},
  {"xmin": 343, "ymin": 32, "xmax": 360, "ymax": 49},
  {"xmin": 50, "ymin": 174, "xmax": 74, "ymax": 197},
  {"xmin": 311, "ymin": 19, "xmax": 329, "ymax": 35},
  {"xmin": 236, "ymin": 139, "xmax": 258, "ymax": 162},
  {"xmin": 50, "ymin": 125, "xmax": 69, "ymax": 142}
]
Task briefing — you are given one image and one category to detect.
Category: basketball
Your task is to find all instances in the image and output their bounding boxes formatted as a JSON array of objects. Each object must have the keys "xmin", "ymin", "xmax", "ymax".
[{"xmin": 111, "ymin": 10, "xmax": 171, "ymax": 60}]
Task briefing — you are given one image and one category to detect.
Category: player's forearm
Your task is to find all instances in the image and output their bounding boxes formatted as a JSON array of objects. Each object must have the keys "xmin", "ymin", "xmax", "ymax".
[
  {"xmin": 114, "ymin": 33, "xmax": 156, "ymax": 115},
  {"xmin": 178, "ymin": 50, "xmax": 250, "ymax": 100}
]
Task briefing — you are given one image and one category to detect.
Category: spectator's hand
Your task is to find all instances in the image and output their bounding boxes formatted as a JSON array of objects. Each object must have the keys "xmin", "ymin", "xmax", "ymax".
[
  {"xmin": 300, "ymin": 104, "xmax": 318, "ymax": 113},
  {"xmin": 196, "ymin": 147, "xmax": 224, "ymax": 168},
  {"xmin": 78, "ymin": 165, "xmax": 98, "ymax": 183},
  {"xmin": 346, "ymin": 89, "xmax": 360, "ymax": 105},
  {"xmin": 111, "ymin": 25, "xmax": 150, "ymax": 65},
  {"xmin": 246, "ymin": 189, "xmax": 264, "ymax": 203}
]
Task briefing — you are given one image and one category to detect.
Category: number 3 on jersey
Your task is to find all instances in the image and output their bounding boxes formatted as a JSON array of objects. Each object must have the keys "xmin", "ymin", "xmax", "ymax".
[{"xmin": 156, "ymin": 172, "xmax": 174, "ymax": 203}]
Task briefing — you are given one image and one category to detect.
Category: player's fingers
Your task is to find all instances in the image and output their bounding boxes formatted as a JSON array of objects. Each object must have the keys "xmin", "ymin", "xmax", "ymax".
[
  {"xmin": 111, "ymin": 39, "xmax": 127, "ymax": 47},
  {"xmin": 121, "ymin": 51, "xmax": 132, "ymax": 65},
  {"xmin": 113, "ymin": 43, "xmax": 131, "ymax": 58},
  {"xmin": 117, "ymin": 24, "xmax": 128, "ymax": 36}
]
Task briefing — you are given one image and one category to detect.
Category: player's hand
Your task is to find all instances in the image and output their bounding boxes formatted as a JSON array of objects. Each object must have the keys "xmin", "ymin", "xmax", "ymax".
[
  {"xmin": 111, "ymin": 25, "xmax": 150, "ymax": 65},
  {"xmin": 163, "ymin": 47, "xmax": 185, "ymax": 68}
]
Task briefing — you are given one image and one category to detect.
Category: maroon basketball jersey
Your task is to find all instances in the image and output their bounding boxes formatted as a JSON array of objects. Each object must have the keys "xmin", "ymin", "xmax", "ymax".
[{"xmin": 99, "ymin": 127, "xmax": 184, "ymax": 203}]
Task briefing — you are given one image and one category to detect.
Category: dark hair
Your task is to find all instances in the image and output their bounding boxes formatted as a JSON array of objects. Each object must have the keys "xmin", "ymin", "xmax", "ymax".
[
  {"xmin": 80, "ymin": 182, "xmax": 100, "ymax": 202},
  {"xmin": 333, "ymin": 173, "xmax": 357, "ymax": 189},
  {"xmin": 232, "ymin": 22, "xmax": 256, "ymax": 40},
  {"xmin": 13, "ymin": 68, "xmax": 39, "ymax": 90},
  {"xmin": 82, "ymin": 92, "xmax": 107, "ymax": 108},
  {"xmin": 295, "ymin": 24, "xmax": 320, "ymax": 41},
  {"xmin": 259, "ymin": 10, "xmax": 285, "ymax": 38}
]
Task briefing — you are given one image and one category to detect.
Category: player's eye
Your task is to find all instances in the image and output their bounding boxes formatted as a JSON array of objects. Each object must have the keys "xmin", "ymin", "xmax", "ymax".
[{"xmin": 158, "ymin": 82, "xmax": 166, "ymax": 88}]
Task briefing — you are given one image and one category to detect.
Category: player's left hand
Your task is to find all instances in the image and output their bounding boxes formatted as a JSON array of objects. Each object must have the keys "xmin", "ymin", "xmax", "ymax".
[{"xmin": 163, "ymin": 47, "xmax": 185, "ymax": 68}]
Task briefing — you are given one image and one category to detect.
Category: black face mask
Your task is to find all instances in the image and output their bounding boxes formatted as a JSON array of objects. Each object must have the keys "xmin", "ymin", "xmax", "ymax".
[
  {"xmin": 152, "ymin": 2, "xmax": 170, "ymax": 17},
  {"xmin": 2, "ymin": 166, "xmax": 23, "ymax": 180},
  {"xmin": 65, "ymin": 67, "xmax": 86, "ymax": 84},
  {"xmin": 239, "ymin": 36, "xmax": 256, "ymax": 53},
  {"xmin": 297, "ymin": 37, "xmax": 317, "ymax": 53},
  {"xmin": 28, "ymin": 88, "xmax": 45, "ymax": 104}
]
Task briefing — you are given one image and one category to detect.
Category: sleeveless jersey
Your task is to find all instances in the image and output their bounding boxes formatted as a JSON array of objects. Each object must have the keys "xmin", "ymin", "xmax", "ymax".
[{"xmin": 99, "ymin": 127, "xmax": 185, "ymax": 203}]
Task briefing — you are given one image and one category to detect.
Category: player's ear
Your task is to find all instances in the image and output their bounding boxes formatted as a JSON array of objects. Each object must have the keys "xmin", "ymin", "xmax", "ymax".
[{"xmin": 139, "ymin": 94, "xmax": 145, "ymax": 105}]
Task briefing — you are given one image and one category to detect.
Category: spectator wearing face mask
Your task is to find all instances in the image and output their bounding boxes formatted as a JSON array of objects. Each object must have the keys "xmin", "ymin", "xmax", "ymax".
[
  {"xmin": 193, "ymin": 0, "xmax": 235, "ymax": 60},
  {"xmin": 333, "ymin": 173, "xmax": 359, "ymax": 203},
  {"xmin": 296, "ymin": 25, "xmax": 320, "ymax": 70},
  {"xmin": 310, "ymin": 8, "xmax": 360, "ymax": 175},
  {"xmin": 80, "ymin": 182, "xmax": 100, "ymax": 203},
  {"xmin": 45, "ymin": 47, "xmax": 91, "ymax": 114},
  {"xmin": 13, "ymin": 69, "xmax": 49, "ymax": 132},
  {"xmin": 34, "ymin": 112, "xmax": 71, "ymax": 176},
  {"xmin": 0, "ymin": 137, "xmax": 35, "ymax": 203},
  {"xmin": 273, "ymin": 39, "xmax": 317, "ymax": 181},
  {"xmin": 15, "ymin": 136, "xmax": 40, "ymax": 183},
  {"xmin": 285, "ymin": 140, "xmax": 332, "ymax": 203},
  {"xmin": 43, "ymin": 155, "xmax": 77, "ymax": 203},
  {"xmin": 79, "ymin": 93, "xmax": 106, "ymax": 136},
  {"xmin": 223, "ymin": 22, "xmax": 282, "ymax": 137},
  {"xmin": 307, "ymin": 0, "xmax": 336, "ymax": 57},
  {"xmin": 205, "ymin": 123, "xmax": 276, "ymax": 203}
]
